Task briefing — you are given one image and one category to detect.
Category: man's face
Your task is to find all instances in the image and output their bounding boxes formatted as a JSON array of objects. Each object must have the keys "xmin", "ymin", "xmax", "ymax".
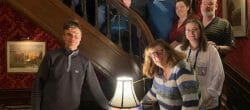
[
  {"xmin": 63, "ymin": 27, "xmax": 82, "ymax": 50},
  {"xmin": 200, "ymin": 0, "xmax": 217, "ymax": 17}
]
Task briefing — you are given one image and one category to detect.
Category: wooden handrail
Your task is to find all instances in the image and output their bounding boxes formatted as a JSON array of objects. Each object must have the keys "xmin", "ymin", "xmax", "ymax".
[{"xmin": 108, "ymin": 0, "xmax": 154, "ymax": 43}]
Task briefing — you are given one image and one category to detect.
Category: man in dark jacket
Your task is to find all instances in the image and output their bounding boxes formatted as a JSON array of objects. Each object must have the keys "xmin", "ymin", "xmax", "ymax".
[{"xmin": 31, "ymin": 20, "xmax": 109, "ymax": 110}]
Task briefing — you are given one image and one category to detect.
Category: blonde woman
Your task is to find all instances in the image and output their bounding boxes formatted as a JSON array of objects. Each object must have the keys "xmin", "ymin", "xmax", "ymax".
[{"xmin": 141, "ymin": 39, "xmax": 199, "ymax": 110}]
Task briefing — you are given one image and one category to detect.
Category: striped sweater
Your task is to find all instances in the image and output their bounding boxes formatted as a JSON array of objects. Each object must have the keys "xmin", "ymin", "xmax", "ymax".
[{"xmin": 142, "ymin": 61, "xmax": 199, "ymax": 110}]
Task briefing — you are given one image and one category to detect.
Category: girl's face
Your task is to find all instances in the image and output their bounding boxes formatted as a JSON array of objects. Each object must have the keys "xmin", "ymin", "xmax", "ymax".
[
  {"xmin": 150, "ymin": 45, "xmax": 167, "ymax": 68},
  {"xmin": 185, "ymin": 22, "xmax": 200, "ymax": 42},
  {"xmin": 176, "ymin": 1, "xmax": 189, "ymax": 18}
]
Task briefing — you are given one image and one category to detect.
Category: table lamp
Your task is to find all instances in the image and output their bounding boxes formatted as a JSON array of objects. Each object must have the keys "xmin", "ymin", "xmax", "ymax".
[{"xmin": 110, "ymin": 76, "xmax": 140, "ymax": 110}]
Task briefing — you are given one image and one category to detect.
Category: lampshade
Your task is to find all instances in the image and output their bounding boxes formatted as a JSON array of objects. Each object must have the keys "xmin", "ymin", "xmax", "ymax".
[{"xmin": 110, "ymin": 76, "xmax": 139, "ymax": 109}]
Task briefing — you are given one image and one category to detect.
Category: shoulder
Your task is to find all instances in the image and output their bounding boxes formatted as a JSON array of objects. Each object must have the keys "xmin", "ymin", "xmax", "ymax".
[
  {"xmin": 77, "ymin": 52, "xmax": 89, "ymax": 61},
  {"xmin": 175, "ymin": 44, "xmax": 183, "ymax": 51},
  {"xmin": 174, "ymin": 61, "xmax": 193, "ymax": 77},
  {"xmin": 218, "ymin": 17, "xmax": 230, "ymax": 23},
  {"xmin": 206, "ymin": 44, "xmax": 220, "ymax": 57},
  {"xmin": 215, "ymin": 17, "xmax": 231, "ymax": 25},
  {"xmin": 76, "ymin": 52, "xmax": 92, "ymax": 66},
  {"xmin": 207, "ymin": 44, "xmax": 218, "ymax": 53}
]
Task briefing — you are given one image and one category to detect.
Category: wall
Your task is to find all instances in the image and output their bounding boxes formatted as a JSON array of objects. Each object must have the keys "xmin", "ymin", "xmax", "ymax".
[
  {"xmin": 225, "ymin": 38, "xmax": 250, "ymax": 80},
  {"xmin": 0, "ymin": 3, "xmax": 61, "ymax": 89},
  {"xmin": 223, "ymin": 0, "xmax": 250, "ymax": 80}
]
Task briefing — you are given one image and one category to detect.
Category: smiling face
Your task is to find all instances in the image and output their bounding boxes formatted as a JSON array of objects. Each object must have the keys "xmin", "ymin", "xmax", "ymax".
[
  {"xmin": 176, "ymin": 0, "xmax": 189, "ymax": 19},
  {"xmin": 63, "ymin": 27, "xmax": 82, "ymax": 51},
  {"xmin": 150, "ymin": 45, "xmax": 168, "ymax": 69},
  {"xmin": 200, "ymin": 0, "xmax": 218, "ymax": 18},
  {"xmin": 185, "ymin": 22, "xmax": 200, "ymax": 43}
]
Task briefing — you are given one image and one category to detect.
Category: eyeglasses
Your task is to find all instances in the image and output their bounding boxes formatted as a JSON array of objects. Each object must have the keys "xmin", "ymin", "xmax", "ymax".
[
  {"xmin": 150, "ymin": 49, "xmax": 165, "ymax": 57},
  {"xmin": 185, "ymin": 29, "xmax": 200, "ymax": 33}
]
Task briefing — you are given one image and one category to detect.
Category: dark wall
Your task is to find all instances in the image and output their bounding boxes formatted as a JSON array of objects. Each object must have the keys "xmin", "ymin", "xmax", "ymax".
[{"xmin": 0, "ymin": 3, "xmax": 61, "ymax": 89}]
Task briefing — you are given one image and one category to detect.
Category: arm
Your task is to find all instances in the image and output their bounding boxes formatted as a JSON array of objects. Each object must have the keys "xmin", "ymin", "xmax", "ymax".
[
  {"xmin": 208, "ymin": 41, "xmax": 232, "ymax": 55},
  {"xmin": 205, "ymin": 47, "xmax": 225, "ymax": 105},
  {"xmin": 176, "ymin": 68, "xmax": 199, "ymax": 110},
  {"xmin": 218, "ymin": 20, "xmax": 234, "ymax": 54},
  {"xmin": 86, "ymin": 61, "xmax": 109, "ymax": 110},
  {"xmin": 31, "ymin": 54, "xmax": 50, "ymax": 110},
  {"xmin": 141, "ymin": 78, "xmax": 157, "ymax": 104}
]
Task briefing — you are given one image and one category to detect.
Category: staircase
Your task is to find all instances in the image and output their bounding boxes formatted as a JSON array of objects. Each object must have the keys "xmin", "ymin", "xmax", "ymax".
[
  {"xmin": 6, "ymin": 0, "xmax": 154, "ymax": 78},
  {"xmin": 3, "ymin": 0, "xmax": 154, "ymax": 109}
]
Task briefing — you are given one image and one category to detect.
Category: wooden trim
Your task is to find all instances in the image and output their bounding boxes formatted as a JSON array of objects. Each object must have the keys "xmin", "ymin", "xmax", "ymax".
[
  {"xmin": 221, "ymin": 62, "xmax": 250, "ymax": 109},
  {"xmin": 223, "ymin": 62, "xmax": 250, "ymax": 93},
  {"xmin": 0, "ymin": 89, "xmax": 31, "ymax": 106}
]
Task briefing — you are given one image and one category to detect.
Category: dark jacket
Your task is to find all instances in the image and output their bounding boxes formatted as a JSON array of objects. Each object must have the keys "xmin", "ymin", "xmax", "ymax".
[{"xmin": 31, "ymin": 48, "xmax": 108, "ymax": 110}]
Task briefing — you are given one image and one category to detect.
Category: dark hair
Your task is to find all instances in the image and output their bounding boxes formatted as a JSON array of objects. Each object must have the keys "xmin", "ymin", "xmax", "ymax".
[
  {"xmin": 180, "ymin": 19, "xmax": 208, "ymax": 51},
  {"xmin": 63, "ymin": 20, "xmax": 81, "ymax": 31},
  {"xmin": 176, "ymin": 0, "xmax": 192, "ymax": 15}
]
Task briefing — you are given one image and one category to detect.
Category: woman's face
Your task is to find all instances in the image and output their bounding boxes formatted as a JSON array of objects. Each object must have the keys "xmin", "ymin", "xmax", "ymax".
[
  {"xmin": 150, "ymin": 45, "xmax": 167, "ymax": 68},
  {"xmin": 176, "ymin": 1, "xmax": 189, "ymax": 18},
  {"xmin": 185, "ymin": 22, "xmax": 200, "ymax": 42}
]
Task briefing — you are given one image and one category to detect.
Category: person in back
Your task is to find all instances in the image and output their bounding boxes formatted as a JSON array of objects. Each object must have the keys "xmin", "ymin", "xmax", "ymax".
[
  {"xmin": 175, "ymin": 19, "xmax": 225, "ymax": 110},
  {"xmin": 168, "ymin": 0, "xmax": 196, "ymax": 48},
  {"xmin": 200, "ymin": 0, "xmax": 234, "ymax": 57}
]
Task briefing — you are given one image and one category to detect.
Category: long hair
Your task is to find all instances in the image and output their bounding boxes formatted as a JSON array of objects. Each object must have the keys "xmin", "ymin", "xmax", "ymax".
[
  {"xmin": 142, "ymin": 40, "xmax": 186, "ymax": 78},
  {"xmin": 180, "ymin": 19, "xmax": 208, "ymax": 51}
]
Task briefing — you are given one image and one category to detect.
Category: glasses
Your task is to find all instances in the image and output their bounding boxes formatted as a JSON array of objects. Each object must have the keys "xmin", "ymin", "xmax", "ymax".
[
  {"xmin": 150, "ymin": 49, "xmax": 165, "ymax": 57},
  {"xmin": 185, "ymin": 29, "xmax": 200, "ymax": 33}
]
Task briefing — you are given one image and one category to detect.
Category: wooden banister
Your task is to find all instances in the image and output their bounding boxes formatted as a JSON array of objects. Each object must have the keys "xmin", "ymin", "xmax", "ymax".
[{"xmin": 6, "ymin": 0, "xmax": 154, "ymax": 78}]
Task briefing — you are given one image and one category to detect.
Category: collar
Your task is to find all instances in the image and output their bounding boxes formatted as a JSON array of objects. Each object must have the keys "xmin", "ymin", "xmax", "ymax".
[{"xmin": 64, "ymin": 48, "xmax": 79, "ymax": 56}]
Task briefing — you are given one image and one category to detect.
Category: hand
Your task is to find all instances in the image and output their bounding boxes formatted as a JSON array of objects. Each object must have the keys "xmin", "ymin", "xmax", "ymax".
[
  {"xmin": 208, "ymin": 41, "xmax": 220, "ymax": 50},
  {"xmin": 208, "ymin": 41, "xmax": 216, "ymax": 46}
]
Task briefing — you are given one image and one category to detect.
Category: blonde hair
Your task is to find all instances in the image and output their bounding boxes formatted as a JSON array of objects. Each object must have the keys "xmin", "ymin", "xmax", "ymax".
[{"xmin": 142, "ymin": 40, "xmax": 186, "ymax": 78}]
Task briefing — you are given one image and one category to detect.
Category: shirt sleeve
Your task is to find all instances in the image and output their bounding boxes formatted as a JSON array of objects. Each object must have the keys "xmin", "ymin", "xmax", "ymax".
[
  {"xmin": 223, "ymin": 20, "xmax": 234, "ymax": 46},
  {"xmin": 141, "ymin": 78, "xmax": 157, "ymax": 104},
  {"xmin": 206, "ymin": 46, "xmax": 225, "ymax": 101},
  {"xmin": 176, "ymin": 68, "xmax": 199, "ymax": 110},
  {"xmin": 86, "ymin": 61, "xmax": 109, "ymax": 110},
  {"xmin": 31, "ymin": 54, "xmax": 50, "ymax": 110}
]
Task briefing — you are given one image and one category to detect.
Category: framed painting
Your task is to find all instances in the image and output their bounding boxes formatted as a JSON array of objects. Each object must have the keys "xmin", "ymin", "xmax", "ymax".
[
  {"xmin": 222, "ymin": 0, "xmax": 247, "ymax": 37},
  {"xmin": 7, "ymin": 41, "xmax": 46, "ymax": 73}
]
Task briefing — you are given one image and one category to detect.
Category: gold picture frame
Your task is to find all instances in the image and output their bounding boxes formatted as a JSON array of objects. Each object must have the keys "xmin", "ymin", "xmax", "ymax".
[
  {"xmin": 7, "ymin": 41, "xmax": 46, "ymax": 73},
  {"xmin": 222, "ymin": 0, "xmax": 247, "ymax": 37}
]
